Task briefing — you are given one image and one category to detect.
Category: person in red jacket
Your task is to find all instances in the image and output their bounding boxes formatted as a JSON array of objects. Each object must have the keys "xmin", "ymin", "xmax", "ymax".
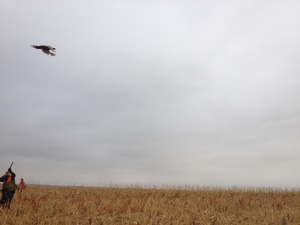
[
  {"xmin": 0, "ymin": 168, "xmax": 17, "ymax": 208},
  {"xmin": 18, "ymin": 178, "xmax": 26, "ymax": 191}
]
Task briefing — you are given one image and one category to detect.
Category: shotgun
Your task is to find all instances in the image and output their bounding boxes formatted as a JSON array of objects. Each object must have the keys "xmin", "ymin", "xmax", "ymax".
[{"xmin": 8, "ymin": 162, "xmax": 14, "ymax": 171}]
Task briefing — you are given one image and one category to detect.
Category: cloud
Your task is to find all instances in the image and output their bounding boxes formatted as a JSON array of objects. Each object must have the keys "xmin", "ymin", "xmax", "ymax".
[{"xmin": 0, "ymin": 1, "xmax": 300, "ymax": 188}]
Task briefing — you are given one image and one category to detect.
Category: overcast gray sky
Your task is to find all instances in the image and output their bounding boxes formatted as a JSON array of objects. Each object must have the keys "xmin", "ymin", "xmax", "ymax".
[{"xmin": 1, "ymin": 1, "xmax": 299, "ymax": 188}]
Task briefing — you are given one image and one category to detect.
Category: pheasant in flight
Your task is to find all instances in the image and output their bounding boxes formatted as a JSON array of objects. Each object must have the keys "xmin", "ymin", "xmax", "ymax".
[{"xmin": 31, "ymin": 45, "xmax": 56, "ymax": 56}]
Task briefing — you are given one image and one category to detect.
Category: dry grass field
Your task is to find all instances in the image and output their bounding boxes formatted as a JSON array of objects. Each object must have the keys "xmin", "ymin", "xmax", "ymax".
[{"xmin": 0, "ymin": 185, "xmax": 299, "ymax": 225}]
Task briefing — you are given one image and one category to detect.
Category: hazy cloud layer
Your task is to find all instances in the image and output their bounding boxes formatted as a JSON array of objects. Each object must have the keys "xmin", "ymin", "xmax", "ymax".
[{"xmin": 1, "ymin": 1, "xmax": 299, "ymax": 188}]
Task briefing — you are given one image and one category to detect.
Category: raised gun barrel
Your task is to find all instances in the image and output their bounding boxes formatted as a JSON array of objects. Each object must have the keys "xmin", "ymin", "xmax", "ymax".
[{"xmin": 8, "ymin": 162, "xmax": 14, "ymax": 171}]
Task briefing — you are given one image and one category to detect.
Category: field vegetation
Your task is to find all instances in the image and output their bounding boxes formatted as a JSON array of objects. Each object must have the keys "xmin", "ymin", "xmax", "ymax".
[{"xmin": 1, "ymin": 185, "xmax": 299, "ymax": 224}]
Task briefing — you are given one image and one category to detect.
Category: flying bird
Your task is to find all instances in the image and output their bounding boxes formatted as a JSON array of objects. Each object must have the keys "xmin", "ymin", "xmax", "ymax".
[{"xmin": 31, "ymin": 45, "xmax": 56, "ymax": 56}]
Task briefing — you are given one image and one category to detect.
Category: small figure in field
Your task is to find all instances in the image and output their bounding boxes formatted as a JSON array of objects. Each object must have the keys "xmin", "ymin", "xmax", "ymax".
[
  {"xmin": 31, "ymin": 45, "xmax": 56, "ymax": 56},
  {"xmin": 18, "ymin": 178, "xmax": 26, "ymax": 192},
  {"xmin": 0, "ymin": 165, "xmax": 17, "ymax": 208}
]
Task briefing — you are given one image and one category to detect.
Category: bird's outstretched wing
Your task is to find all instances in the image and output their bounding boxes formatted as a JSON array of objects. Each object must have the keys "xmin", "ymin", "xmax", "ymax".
[{"xmin": 42, "ymin": 49, "xmax": 55, "ymax": 56}]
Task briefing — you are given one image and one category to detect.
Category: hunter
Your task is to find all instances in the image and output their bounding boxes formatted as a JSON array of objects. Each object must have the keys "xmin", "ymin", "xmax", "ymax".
[{"xmin": 0, "ymin": 167, "xmax": 17, "ymax": 208}]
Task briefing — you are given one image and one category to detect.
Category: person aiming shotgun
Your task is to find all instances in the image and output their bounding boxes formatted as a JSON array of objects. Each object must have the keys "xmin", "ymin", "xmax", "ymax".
[{"xmin": 0, "ymin": 162, "xmax": 17, "ymax": 208}]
